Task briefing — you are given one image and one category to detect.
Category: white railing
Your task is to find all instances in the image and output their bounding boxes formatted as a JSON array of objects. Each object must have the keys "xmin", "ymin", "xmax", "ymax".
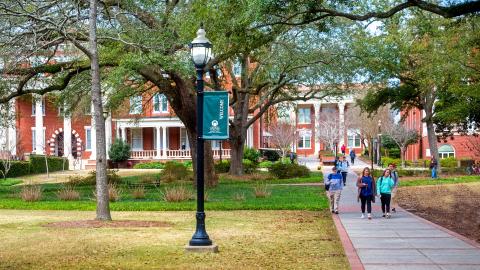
[{"xmin": 129, "ymin": 149, "xmax": 231, "ymax": 160}]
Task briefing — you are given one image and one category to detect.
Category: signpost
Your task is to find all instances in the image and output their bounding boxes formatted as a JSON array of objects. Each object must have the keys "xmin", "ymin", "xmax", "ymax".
[{"xmin": 202, "ymin": 91, "xmax": 229, "ymax": 140}]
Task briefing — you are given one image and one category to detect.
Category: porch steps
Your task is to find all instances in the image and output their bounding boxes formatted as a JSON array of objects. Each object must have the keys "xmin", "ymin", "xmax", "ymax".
[{"xmin": 85, "ymin": 159, "xmax": 97, "ymax": 170}]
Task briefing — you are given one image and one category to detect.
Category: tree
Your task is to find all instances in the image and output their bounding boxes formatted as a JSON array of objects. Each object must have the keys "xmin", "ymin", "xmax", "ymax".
[
  {"xmin": 316, "ymin": 111, "xmax": 341, "ymax": 153},
  {"xmin": 386, "ymin": 123, "xmax": 420, "ymax": 167},
  {"xmin": 268, "ymin": 121, "xmax": 297, "ymax": 159}
]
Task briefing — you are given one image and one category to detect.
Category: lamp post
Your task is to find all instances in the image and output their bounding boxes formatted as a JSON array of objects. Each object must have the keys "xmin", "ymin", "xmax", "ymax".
[
  {"xmin": 188, "ymin": 27, "xmax": 213, "ymax": 247},
  {"xmin": 377, "ymin": 120, "xmax": 382, "ymax": 167}
]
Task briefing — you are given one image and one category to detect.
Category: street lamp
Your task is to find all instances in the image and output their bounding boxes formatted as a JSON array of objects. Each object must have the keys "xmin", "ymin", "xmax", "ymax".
[
  {"xmin": 377, "ymin": 120, "xmax": 382, "ymax": 167},
  {"xmin": 187, "ymin": 26, "xmax": 214, "ymax": 248}
]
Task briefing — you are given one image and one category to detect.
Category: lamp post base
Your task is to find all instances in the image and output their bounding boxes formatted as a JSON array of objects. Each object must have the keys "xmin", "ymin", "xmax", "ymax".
[{"xmin": 185, "ymin": 244, "xmax": 219, "ymax": 253}]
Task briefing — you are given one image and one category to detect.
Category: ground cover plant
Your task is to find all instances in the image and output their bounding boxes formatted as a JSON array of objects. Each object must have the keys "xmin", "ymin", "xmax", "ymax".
[
  {"xmin": 0, "ymin": 172, "xmax": 326, "ymax": 211},
  {"xmin": 399, "ymin": 176, "xmax": 480, "ymax": 187},
  {"xmin": 0, "ymin": 210, "xmax": 348, "ymax": 269}
]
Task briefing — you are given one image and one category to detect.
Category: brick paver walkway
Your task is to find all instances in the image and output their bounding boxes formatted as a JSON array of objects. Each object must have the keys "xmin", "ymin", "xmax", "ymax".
[{"xmin": 329, "ymin": 161, "xmax": 480, "ymax": 270}]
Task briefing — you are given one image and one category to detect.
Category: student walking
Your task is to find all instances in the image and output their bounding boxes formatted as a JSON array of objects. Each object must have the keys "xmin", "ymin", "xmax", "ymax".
[
  {"xmin": 357, "ymin": 167, "xmax": 376, "ymax": 219},
  {"xmin": 376, "ymin": 169, "xmax": 395, "ymax": 218},
  {"xmin": 389, "ymin": 163, "xmax": 399, "ymax": 213},
  {"xmin": 341, "ymin": 144, "xmax": 346, "ymax": 155},
  {"xmin": 324, "ymin": 166, "xmax": 343, "ymax": 214},
  {"xmin": 430, "ymin": 157, "xmax": 438, "ymax": 179},
  {"xmin": 349, "ymin": 149, "xmax": 356, "ymax": 165},
  {"xmin": 337, "ymin": 156, "xmax": 350, "ymax": 186}
]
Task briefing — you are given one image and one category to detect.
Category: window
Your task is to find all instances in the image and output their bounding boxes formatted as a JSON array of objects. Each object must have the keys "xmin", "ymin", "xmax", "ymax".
[
  {"xmin": 438, "ymin": 144, "xmax": 455, "ymax": 158},
  {"xmin": 298, "ymin": 108, "xmax": 311, "ymax": 124},
  {"xmin": 153, "ymin": 94, "xmax": 168, "ymax": 113},
  {"xmin": 32, "ymin": 128, "xmax": 45, "ymax": 151},
  {"xmin": 131, "ymin": 128, "xmax": 143, "ymax": 150},
  {"xmin": 298, "ymin": 134, "xmax": 311, "ymax": 149},
  {"xmin": 180, "ymin": 128, "xmax": 189, "ymax": 150},
  {"xmin": 347, "ymin": 130, "xmax": 361, "ymax": 148},
  {"xmin": 211, "ymin": 140, "xmax": 220, "ymax": 149},
  {"xmin": 129, "ymin": 96, "xmax": 142, "ymax": 114},
  {"xmin": 233, "ymin": 60, "xmax": 241, "ymax": 76},
  {"xmin": 85, "ymin": 127, "xmax": 92, "ymax": 150},
  {"xmin": 31, "ymin": 98, "xmax": 46, "ymax": 116}
]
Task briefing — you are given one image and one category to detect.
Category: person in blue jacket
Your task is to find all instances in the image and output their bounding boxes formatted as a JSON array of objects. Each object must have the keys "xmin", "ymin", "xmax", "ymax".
[
  {"xmin": 357, "ymin": 167, "xmax": 376, "ymax": 220},
  {"xmin": 324, "ymin": 166, "xmax": 343, "ymax": 214},
  {"xmin": 337, "ymin": 156, "xmax": 350, "ymax": 186},
  {"xmin": 376, "ymin": 169, "xmax": 395, "ymax": 218}
]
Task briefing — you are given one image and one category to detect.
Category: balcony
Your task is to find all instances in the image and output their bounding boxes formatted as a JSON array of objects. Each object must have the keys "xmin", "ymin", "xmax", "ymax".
[{"xmin": 129, "ymin": 149, "xmax": 231, "ymax": 160}]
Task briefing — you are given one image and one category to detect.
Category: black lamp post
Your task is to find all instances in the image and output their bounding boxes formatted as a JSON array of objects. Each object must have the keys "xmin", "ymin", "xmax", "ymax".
[
  {"xmin": 188, "ymin": 27, "xmax": 213, "ymax": 247},
  {"xmin": 377, "ymin": 120, "xmax": 382, "ymax": 167}
]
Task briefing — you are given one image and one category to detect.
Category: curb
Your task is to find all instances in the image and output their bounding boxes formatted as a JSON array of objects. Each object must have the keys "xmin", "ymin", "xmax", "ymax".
[{"xmin": 332, "ymin": 214, "xmax": 365, "ymax": 270}]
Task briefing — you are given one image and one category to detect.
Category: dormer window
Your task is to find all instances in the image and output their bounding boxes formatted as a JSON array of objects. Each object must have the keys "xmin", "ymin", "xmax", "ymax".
[
  {"xmin": 31, "ymin": 97, "xmax": 46, "ymax": 116},
  {"xmin": 153, "ymin": 94, "xmax": 168, "ymax": 113}
]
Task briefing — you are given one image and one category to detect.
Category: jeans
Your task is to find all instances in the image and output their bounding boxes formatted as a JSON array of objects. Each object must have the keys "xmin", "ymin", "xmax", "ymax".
[
  {"xmin": 328, "ymin": 190, "xmax": 342, "ymax": 212},
  {"xmin": 360, "ymin": 195, "xmax": 373, "ymax": 214},
  {"xmin": 380, "ymin": 193, "xmax": 391, "ymax": 214},
  {"xmin": 431, "ymin": 168, "xmax": 437, "ymax": 178},
  {"xmin": 341, "ymin": 172, "xmax": 348, "ymax": 185},
  {"xmin": 351, "ymin": 157, "xmax": 355, "ymax": 164}
]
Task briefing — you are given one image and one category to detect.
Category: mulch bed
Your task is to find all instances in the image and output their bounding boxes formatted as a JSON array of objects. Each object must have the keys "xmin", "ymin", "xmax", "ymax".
[{"xmin": 43, "ymin": 220, "xmax": 172, "ymax": 228}]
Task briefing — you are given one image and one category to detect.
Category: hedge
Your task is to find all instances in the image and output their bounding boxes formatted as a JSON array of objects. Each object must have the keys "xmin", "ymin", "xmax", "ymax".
[
  {"xmin": 30, "ymin": 155, "xmax": 69, "ymax": 174},
  {"xmin": 0, "ymin": 161, "xmax": 32, "ymax": 178},
  {"xmin": 133, "ymin": 162, "xmax": 165, "ymax": 169},
  {"xmin": 269, "ymin": 162, "xmax": 310, "ymax": 179}
]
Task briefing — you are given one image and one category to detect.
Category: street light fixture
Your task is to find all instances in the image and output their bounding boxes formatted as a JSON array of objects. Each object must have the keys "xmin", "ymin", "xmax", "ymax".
[
  {"xmin": 377, "ymin": 120, "xmax": 382, "ymax": 167},
  {"xmin": 187, "ymin": 26, "xmax": 214, "ymax": 248}
]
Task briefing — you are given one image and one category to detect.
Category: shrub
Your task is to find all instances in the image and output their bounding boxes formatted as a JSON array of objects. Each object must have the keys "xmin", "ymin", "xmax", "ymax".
[
  {"xmin": 214, "ymin": 160, "xmax": 230, "ymax": 173},
  {"xmin": 139, "ymin": 174, "xmax": 161, "ymax": 187},
  {"xmin": 161, "ymin": 161, "xmax": 191, "ymax": 183},
  {"xmin": 131, "ymin": 185, "xmax": 146, "ymax": 199},
  {"xmin": 133, "ymin": 162, "xmax": 164, "ymax": 169},
  {"xmin": 261, "ymin": 149, "xmax": 280, "ymax": 162},
  {"xmin": 253, "ymin": 183, "xmax": 271, "ymax": 198},
  {"xmin": 381, "ymin": 157, "xmax": 401, "ymax": 167},
  {"xmin": 233, "ymin": 192, "xmax": 246, "ymax": 201},
  {"xmin": 20, "ymin": 184, "xmax": 42, "ymax": 202},
  {"xmin": 183, "ymin": 161, "xmax": 193, "ymax": 168},
  {"xmin": 268, "ymin": 163, "xmax": 310, "ymax": 179},
  {"xmin": 258, "ymin": 161, "xmax": 273, "ymax": 168},
  {"xmin": 242, "ymin": 159, "xmax": 258, "ymax": 174},
  {"xmin": 56, "ymin": 185, "xmax": 80, "ymax": 201},
  {"xmin": 244, "ymin": 147, "xmax": 261, "ymax": 163},
  {"xmin": 30, "ymin": 155, "xmax": 69, "ymax": 174},
  {"xmin": 162, "ymin": 185, "xmax": 193, "ymax": 202},
  {"xmin": 440, "ymin": 157, "xmax": 457, "ymax": 168},
  {"xmin": 108, "ymin": 183, "xmax": 122, "ymax": 202},
  {"xmin": 0, "ymin": 161, "xmax": 31, "ymax": 178},
  {"xmin": 108, "ymin": 140, "xmax": 131, "ymax": 163},
  {"xmin": 69, "ymin": 170, "xmax": 122, "ymax": 186},
  {"xmin": 387, "ymin": 148, "xmax": 401, "ymax": 158}
]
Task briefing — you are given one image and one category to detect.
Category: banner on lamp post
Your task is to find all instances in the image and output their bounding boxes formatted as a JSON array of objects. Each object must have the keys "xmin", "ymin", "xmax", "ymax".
[{"xmin": 202, "ymin": 91, "xmax": 229, "ymax": 140}]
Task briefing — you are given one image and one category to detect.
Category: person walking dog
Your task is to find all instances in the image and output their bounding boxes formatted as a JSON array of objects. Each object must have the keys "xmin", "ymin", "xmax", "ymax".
[
  {"xmin": 357, "ymin": 167, "xmax": 376, "ymax": 219},
  {"xmin": 324, "ymin": 166, "xmax": 343, "ymax": 214},
  {"xmin": 376, "ymin": 169, "xmax": 395, "ymax": 218},
  {"xmin": 337, "ymin": 156, "xmax": 350, "ymax": 186},
  {"xmin": 349, "ymin": 149, "xmax": 356, "ymax": 165},
  {"xmin": 389, "ymin": 163, "xmax": 399, "ymax": 213}
]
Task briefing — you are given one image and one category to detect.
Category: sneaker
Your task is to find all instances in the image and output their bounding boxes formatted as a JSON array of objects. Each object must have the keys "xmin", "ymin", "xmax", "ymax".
[
  {"xmin": 331, "ymin": 210, "xmax": 335, "ymax": 214},
  {"xmin": 386, "ymin": 213, "xmax": 391, "ymax": 219},
  {"xmin": 361, "ymin": 214, "xmax": 365, "ymax": 219},
  {"xmin": 382, "ymin": 214, "xmax": 386, "ymax": 218},
  {"xmin": 392, "ymin": 208, "xmax": 396, "ymax": 213},
  {"xmin": 335, "ymin": 211, "xmax": 339, "ymax": 214},
  {"xmin": 367, "ymin": 214, "xmax": 372, "ymax": 220}
]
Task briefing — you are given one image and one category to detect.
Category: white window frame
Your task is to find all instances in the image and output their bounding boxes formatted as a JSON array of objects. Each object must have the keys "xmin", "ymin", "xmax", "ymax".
[
  {"xmin": 85, "ymin": 127, "xmax": 92, "ymax": 151},
  {"xmin": 298, "ymin": 134, "xmax": 312, "ymax": 149},
  {"xmin": 31, "ymin": 127, "xmax": 46, "ymax": 152},
  {"xmin": 439, "ymin": 144, "xmax": 455, "ymax": 158},
  {"xmin": 347, "ymin": 129, "xmax": 361, "ymax": 148},
  {"xmin": 129, "ymin": 96, "xmax": 143, "ymax": 114},
  {"xmin": 298, "ymin": 108, "xmax": 311, "ymax": 124},
  {"xmin": 31, "ymin": 98, "xmax": 46, "ymax": 116},
  {"xmin": 180, "ymin": 128, "xmax": 190, "ymax": 150},
  {"xmin": 152, "ymin": 94, "xmax": 168, "ymax": 113},
  {"xmin": 130, "ymin": 128, "xmax": 143, "ymax": 150}
]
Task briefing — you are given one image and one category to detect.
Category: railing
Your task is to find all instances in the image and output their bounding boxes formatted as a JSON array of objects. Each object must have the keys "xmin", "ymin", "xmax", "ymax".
[{"xmin": 129, "ymin": 149, "xmax": 231, "ymax": 160}]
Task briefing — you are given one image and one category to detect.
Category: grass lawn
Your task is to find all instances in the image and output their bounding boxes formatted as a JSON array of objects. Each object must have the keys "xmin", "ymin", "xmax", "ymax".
[
  {"xmin": 0, "ymin": 172, "xmax": 326, "ymax": 211},
  {"xmin": 399, "ymin": 175, "xmax": 480, "ymax": 187},
  {"xmin": 0, "ymin": 178, "xmax": 22, "ymax": 186},
  {"xmin": 0, "ymin": 209, "xmax": 348, "ymax": 270}
]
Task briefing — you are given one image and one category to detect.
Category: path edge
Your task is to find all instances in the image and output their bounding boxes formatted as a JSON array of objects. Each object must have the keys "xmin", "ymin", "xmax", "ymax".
[{"xmin": 332, "ymin": 214, "xmax": 365, "ymax": 270}]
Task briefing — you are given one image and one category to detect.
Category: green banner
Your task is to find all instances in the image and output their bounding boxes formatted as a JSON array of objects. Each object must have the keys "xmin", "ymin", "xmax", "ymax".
[{"xmin": 202, "ymin": 91, "xmax": 229, "ymax": 140}]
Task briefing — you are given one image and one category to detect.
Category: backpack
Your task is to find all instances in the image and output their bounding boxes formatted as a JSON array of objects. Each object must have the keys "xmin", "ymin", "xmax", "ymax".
[{"xmin": 325, "ymin": 174, "xmax": 331, "ymax": 191}]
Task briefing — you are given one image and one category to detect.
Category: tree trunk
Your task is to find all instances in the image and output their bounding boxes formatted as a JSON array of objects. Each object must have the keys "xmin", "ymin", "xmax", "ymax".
[
  {"xmin": 424, "ymin": 88, "xmax": 441, "ymax": 173},
  {"xmin": 187, "ymin": 130, "xmax": 218, "ymax": 188},
  {"xmin": 89, "ymin": 0, "xmax": 111, "ymax": 221},
  {"xmin": 400, "ymin": 147, "xmax": 406, "ymax": 168},
  {"xmin": 229, "ymin": 124, "xmax": 246, "ymax": 175}
]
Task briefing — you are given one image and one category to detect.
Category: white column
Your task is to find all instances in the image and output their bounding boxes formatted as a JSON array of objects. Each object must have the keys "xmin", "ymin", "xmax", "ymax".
[
  {"xmin": 90, "ymin": 114, "xmax": 96, "ymax": 160},
  {"xmin": 34, "ymin": 96, "xmax": 44, "ymax": 155},
  {"xmin": 338, "ymin": 102, "xmax": 345, "ymax": 148},
  {"xmin": 7, "ymin": 99, "xmax": 17, "ymax": 156},
  {"xmin": 314, "ymin": 102, "xmax": 321, "ymax": 155},
  {"xmin": 155, "ymin": 126, "xmax": 161, "ymax": 158},
  {"xmin": 162, "ymin": 127, "xmax": 167, "ymax": 158},
  {"xmin": 63, "ymin": 114, "xmax": 72, "ymax": 158},
  {"xmin": 116, "ymin": 125, "xmax": 120, "ymax": 140},
  {"xmin": 121, "ymin": 127, "xmax": 126, "ymax": 142},
  {"xmin": 105, "ymin": 114, "xmax": 112, "ymax": 159}
]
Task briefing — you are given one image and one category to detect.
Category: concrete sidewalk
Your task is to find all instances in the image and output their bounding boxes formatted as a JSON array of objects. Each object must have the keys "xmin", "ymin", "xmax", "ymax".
[{"xmin": 332, "ymin": 169, "xmax": 480, "ymax": 270}]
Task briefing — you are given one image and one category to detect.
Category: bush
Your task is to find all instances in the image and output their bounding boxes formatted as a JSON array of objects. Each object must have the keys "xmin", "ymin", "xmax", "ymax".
[
  {"xmin": 108, "ymin": 140, "xmax": 131, "ymax": 163},
  {"xmin": 253, "ymin": 183, "xmax": 271, "ymax": 198},
  {"xmin": 258, "ymin": 161, "xmax": 273, "ymax": 168},
  {"xmin": 261, "ymin": 149, "xmax": 280, "ymax": 162},
  {"xmin": 69, "ymin": 170, "xmax": 122, "ymax": 186},
  {"xmin": 20, "ymin": 184, "xmax": 42, "ymax": 202},
  {"xmin": 108, "ymin": 183, "xmax": 122, "ymax": 202},
  {"xmin": 242, "ymin": 159, "xmax": 258, "ymax": 174},
  {"xmin": 386, "ymin": 148, "xmax": 401, "ymax": 158},
  {"xmin": 232, "ymin": 192, "xmax": 246, "ymax": 201},
  {"xmin": 244, "ymin": 147, "xmax": 261, "ymax": 163},
  {"xmin": 441, "ymin": 157, "xmax": 457, "ymax": 168},
  {"xmin": 214, "ymin": 160, "xmax": 230, "ymax": 173},
  {"xmin": 133, "ymin": 162, "xmax": 164, "ymax": 169},
  {"xmin": 138, "ymin": 174, "xmax": 161, "ymax": 187},
  {"xmin": 0, "ymin": 161, "xmax": 31, "ymax": 178},
  {"xmin": 268, "ymin": 163, "xmax": 310, "ymax": 179},
  {"xmin": 56, "ymin": 185, "xmax": 80, "ymax": 201},
  {"xmin": 382, "ymin": 157, "xmax": 401, "ymax": 167},
  {"xmin": 162, "ymin": 185, "xmax": 193, "ymax": 202},
  {"xmin": 30, "ymin": 155, "xmax": 69, "ymax": 174},
  {"xmin": 161, "ymin": 161, "xmax": 191, "ymax": 183},
  {"xmin": 131, "ymin": 185, "xmax": 146, "ymax": 199},
  {"xmin": 183, "ymin": 161, "xmax": 193, "ymax": 168}
]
